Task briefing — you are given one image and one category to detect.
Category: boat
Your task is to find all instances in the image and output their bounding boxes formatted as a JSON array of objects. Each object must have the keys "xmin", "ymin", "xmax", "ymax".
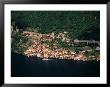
[
  {"xmin": 42, "ymin": 58, "xmax": 54, "ymax": 60},
  {"xmin": 42, "ymin": 58, "xmax": 49, "ymax": 60}
]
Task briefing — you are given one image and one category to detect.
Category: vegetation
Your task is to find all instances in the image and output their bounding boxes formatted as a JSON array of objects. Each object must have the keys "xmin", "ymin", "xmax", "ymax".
[
  {"xmin": 11, "ymin": 31, "xmax": 32, "ymax": 54},
  {"xmin": 11, "ymin": 11, "xmax": 100, "ymax": 60},
  {"xmin": 11, "ymin": 11, "xmax": 100, "ymax": 40}
]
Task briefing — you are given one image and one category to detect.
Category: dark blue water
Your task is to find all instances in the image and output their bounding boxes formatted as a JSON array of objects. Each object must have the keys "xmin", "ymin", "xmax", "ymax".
[{"xmin": 11, "ymin": 52, "xmax": 100, "ymax": 77}]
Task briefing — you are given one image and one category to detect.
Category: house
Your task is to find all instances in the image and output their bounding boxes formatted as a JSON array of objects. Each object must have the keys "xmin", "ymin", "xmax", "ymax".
[
  {"xmin": 57, "ymin": 32, "xmax": 64, "ymax": 39},
  {"xmin": 22, "ymin": 31, "xmax": 35, "ymax": 36},
  {"xmin": 50, "ymin": 32, "xmax": 55, "ymax": 39},
  {"xmin": 95, "ymin": 46, "xmax": 100, "ymax": 51}
]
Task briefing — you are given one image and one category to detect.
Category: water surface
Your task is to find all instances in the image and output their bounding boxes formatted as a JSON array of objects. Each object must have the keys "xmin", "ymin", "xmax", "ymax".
[{"xmin": 11, "ymin": 52, "xmax": 100, "ymax": 77}]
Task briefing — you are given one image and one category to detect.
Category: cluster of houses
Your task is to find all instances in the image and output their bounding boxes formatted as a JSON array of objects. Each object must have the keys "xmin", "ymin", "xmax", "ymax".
[
  {"xmin": 22, "ymin": 31, "xmax": 69, "ymax": 42},
  {"xmin": 22, "ymin": 31, "xmax": 100, "ymax": 61},
  {"xmin": 24, "ymin": 41, "xmax": 86, "ymax": 60}
]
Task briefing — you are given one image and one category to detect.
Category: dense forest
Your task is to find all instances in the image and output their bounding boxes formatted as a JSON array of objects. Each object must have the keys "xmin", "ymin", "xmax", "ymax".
[{"xmin": 11, "ymin": 11, "xmax": 100, "ymax": 40}]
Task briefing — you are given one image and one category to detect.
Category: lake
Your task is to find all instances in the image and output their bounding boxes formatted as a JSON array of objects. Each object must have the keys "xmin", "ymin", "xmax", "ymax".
[{"xmin": 11, "ymin": 52, "xmax": 100, "ymax": 77}]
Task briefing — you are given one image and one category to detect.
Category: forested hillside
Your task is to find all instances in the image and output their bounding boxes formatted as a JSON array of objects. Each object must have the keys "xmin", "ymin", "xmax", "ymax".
[{"xmin": 11, "ymin": 11, "xmax": 100, "ymax": 40}]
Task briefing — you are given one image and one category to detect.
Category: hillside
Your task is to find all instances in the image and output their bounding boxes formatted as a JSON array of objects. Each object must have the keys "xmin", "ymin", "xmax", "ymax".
[
  {"xmin": 11, "ymin": 11, "xmax": 100, "ymax": 61},
  {"xmin": 11, "ymin": 11, "xmax": 100, "ymax": 40}
]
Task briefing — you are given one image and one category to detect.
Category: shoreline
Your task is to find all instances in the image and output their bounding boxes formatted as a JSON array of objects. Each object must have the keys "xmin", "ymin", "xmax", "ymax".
[{"xmin": 12, "ymin": 52, "xmax": 100, "ymax": 62}]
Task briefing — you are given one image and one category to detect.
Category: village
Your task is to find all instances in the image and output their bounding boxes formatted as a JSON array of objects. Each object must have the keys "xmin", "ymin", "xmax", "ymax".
[{"xmin": 20, "ymin": 30, "xmax": 100, "ymax": 61}]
